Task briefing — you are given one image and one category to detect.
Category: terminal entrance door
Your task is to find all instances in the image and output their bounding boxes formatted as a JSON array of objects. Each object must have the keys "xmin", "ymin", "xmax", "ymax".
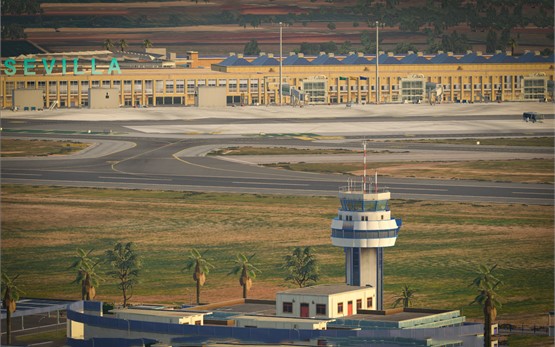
[{"xmin": 300, "ymin": 303, "xmax": 309, "ymax": 317}]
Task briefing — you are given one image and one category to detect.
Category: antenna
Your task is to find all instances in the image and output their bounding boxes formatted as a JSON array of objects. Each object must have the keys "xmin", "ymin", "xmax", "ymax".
[{"xmin": 363, "ymin": 140, "xmax": 367, "ymax": 192}]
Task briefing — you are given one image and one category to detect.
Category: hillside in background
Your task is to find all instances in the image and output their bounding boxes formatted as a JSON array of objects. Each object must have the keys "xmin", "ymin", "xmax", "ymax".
[{"xmin": 1, "ymin": 0, "xmax": 553, "ymax": 56}]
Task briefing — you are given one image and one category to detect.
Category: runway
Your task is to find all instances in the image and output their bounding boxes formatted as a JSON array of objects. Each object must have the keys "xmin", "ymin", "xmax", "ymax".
[{"xmin": 2, "ymin": 103, "xmax": 553, "ymax": 205}]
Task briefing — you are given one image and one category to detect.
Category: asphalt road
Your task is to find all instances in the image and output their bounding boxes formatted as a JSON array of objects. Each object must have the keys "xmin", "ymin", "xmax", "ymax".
[{"xmin": 1, "ymin": 116, "xmax": 553, "ymax": 205}]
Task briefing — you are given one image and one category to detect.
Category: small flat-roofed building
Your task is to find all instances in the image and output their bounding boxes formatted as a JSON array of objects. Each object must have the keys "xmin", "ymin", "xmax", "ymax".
[
  {"xmin": 110, "ymin": 308, "xmax": 205, "ymax": 325},
  {"xmin": 276, "ymin": 284, "xmax": 375, "ymax": 319},
  {"xmin": 233, "ymin": 315, "xmax": 332, "ymax": 330}
]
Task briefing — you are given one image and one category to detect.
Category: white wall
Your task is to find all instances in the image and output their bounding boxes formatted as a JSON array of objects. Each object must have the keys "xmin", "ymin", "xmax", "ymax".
[
  {"xmin": 89, "ymin": 88, "xmax": 120, "ymax": 109},
  {"xmin": 197, "ymin": 86, "xmax": 226, "ymax": 107}
]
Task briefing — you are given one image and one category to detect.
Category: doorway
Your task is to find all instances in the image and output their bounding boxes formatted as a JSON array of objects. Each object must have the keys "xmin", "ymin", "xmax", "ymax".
[{"xmin": 300, "ymin": 303, "xmax": 309, "ymax": 318}]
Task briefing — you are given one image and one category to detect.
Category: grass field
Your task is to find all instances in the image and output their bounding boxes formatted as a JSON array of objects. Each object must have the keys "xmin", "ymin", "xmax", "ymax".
[
  {"xmin": 265, "ymin": 159, "xmax": 554, "ymax": 184},
  {"xmin": 1, "ymin": 185, "xmax": 552, "ymax": 327},
  {"xmin": 0, "ymin": 139, "xmax": 89, "ymax": 157}
]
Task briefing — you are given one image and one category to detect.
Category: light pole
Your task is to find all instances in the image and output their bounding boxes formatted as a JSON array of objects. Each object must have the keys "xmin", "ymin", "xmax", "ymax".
[
  {"xmin": 279, "ymin": 22, "xmax": 283, "ymax": 106},
  {"xmin": 375, "ymin": 21, "xmax": 380, "ymax": 105}
]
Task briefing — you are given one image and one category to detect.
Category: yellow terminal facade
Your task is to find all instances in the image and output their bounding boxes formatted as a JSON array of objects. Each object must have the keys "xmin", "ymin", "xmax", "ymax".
[{"xmin": 1, "ymin": 48, "xmax": 553, "ymax": 109}]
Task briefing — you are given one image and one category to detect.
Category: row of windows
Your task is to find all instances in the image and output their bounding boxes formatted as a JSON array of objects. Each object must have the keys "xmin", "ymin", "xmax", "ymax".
[
  {"xmin": 3, "ymin": 79, "xmax": 546, "ymax": 94},
  {"xmin": 339, "ymin": 215, "xmax": 385, "ymax": 221},
  {"xmin": 282, "ymin": 298, "xmax": 373, "ymax": 315},
  {"xmin": 340, "ymin": 199, "xmax": 389, "ymax": 212}
]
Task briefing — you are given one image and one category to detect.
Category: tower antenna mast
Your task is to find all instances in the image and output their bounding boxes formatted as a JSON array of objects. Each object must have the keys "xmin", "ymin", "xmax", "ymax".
[{"xmin": 363, "ymin": 140, "xmax": 367, "ymax": 192}]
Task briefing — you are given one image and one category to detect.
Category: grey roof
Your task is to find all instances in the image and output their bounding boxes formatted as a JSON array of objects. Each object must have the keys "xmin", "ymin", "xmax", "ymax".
[
  {"xmin": 459, "ymin": 53, "xmax": 488, "ymax": 63},
  {"xmin": 251, "ymin": 55, "xmax": 279, "ymax": 66},
  {"xmin": 217, "ymin": 51, "xmax": 552, "ymax": 67},
  {"xmin": 311, "ymin": 54, "xmax": 342, "ymax": 65},
  {"xmin": 400, "ymin": 54, "xmax": 430, "ymax": 64},
  {"xmin": 488, "ymin": 53, "xmax": 518, "ymax": 63},
  {"xmin": 430, "ymin": 53, "xmax": 459, "ymax": 63},
  {"xmin": 343, "ymin": 54, "xmax": 373, "ymax": 65},
  {"xmin": 378, "ymin": 54, "xmax": 401, "ymax": 64},
  {"xmin": 217, "ymin": 55, "xmax": 251, "ymax": 66},
  {"xmin": 518, "ymin": 52, "xmax": 549, "ymax": 63},
  {"xmin": 278, "ymin": 284, "xmax": 371, "ymax": 296},
  {"xmin": 1, "ymin": 298, "xmax": 73, "ymax": 319},
  {"xmin": 282, "ymin": 55, "xmax": 312, "ymax": 65}
]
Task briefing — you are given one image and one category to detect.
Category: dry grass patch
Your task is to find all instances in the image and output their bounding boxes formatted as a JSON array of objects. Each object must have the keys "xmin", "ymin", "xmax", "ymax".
[{"xmin": 1, "ymin": 186, "xmax": 552, "ymax": 326}]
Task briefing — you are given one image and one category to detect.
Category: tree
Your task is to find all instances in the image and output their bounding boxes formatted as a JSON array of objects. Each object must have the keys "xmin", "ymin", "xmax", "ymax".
[
  {"xmin": 299, "ymin": 42, "xmax": 320, "ymax": 55},
  {"xmin": 327, "ymin": 22, "xmax": 336, "ymax": 30},
  {"xmin": 507, "ymin": 38, "xmax": 517, "ymax": 56},
  {"xmin": 105, "ymin": 242, "xmax": 142, "ymax": 307},
  {"xmin": 143, "ymin": 39, "xmax": 153, "ymax": 49},
  {"xmin": 103, "ymin": 39, "xmax": 114, "ymax": 51},
  {"xmin": 394, "ymin": 42, "xmax": 417, "ymax": 54},
  {"xmin": 69, "ymin": 248, "xmax": 102, "ymax": 300},
  {"xmin": 118, "ymin": 39, "xmax": 128, "ymax": 52},
  {"xmin": 470, "ymin": 264, "xmax": 502, "ymax": 347},
  {"xmin": 228, "ymin": 253, "xmax": 260, "ymax": 299},
  {"xmin": 485, "ymin": 30, "xmax": 498, "ymax": 54},
  {"xmin": 282, "ymin": 246, "xmax": 320, "ymax": 288},
  {"xmin": 339, "ymin": 41, "xmax": 354, "ymax": 55},
  {"xmin": 243, "ymin": 39, "xmax": 261, "ymax": 56},
  {"xmin": 392, "ymin": 284, "xmax": 416, "ymax": 308},
  {"xmin": 1, "ymin": 24, "xmax": 27, "ymax": 40},
  {"xmin": 2, "ymin": 273, "xmax": 24, "ymax": 345},
  {"xmin": 182, "ymin": 249, "xmax": 214, "ymax": 305}
]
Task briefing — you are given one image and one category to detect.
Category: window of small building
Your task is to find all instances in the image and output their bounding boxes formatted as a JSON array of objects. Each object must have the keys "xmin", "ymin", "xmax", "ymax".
[
  {"xmin": 337, "ymin": 302, "xmax": 343, "ymax": 314},
  {"xmin": 356, "ymin": 299, "xmax": 362, "ymax": 310},
  {"xmin": 367, "ymin": 297, "xmax": 373, "ymax": 308},
  {"xmin": 316, "ymin": 304, "xmax": 326, "ymax": 315},
  {"xmin": 283, "ymin": 302, "xmax": 293, "ymax": 313}
]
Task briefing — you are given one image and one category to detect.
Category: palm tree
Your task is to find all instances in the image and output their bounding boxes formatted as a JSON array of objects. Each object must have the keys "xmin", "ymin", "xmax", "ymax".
[
  {"xmin": 2, "ymin": 273, "xmax": 24, "ymax": 345},
  {"xmin": 507, "ymin": 38, "xmax": 517, "ymax": 56},
  {"xmin": 105, "ymin": 242, "xmax": 142, "ymax": 307},
  {"xmin": 392, "ymin": 284, "xmax": 416, "ymax": 308},
  {"xmin": 228, "ymin": 253, "xmax": 260, "ymax": 299},
  {"xmin": 182, "ymin": 249, "xmax": 214, "ymax": 305},
  {"xmin": 143, "ymin": 39, "xmax": 153, "ymax": 49},
  {"xmin": 282, "ymin": 246, "xmax": 319, "ymax": 288},
  {"xmin": 118, "ymin": 39, "xmax": 128, "ymax": 52},
  {"xmin": 69, "ymin": 248, "xmax": 102, "ymax": 300},
  {"xmin": 103, "ymin": 39, "xmax": 114, "ymax": 51},
  {"xmin": 470, "ymin": 264, "xmax": 502, "ymax": 347}
]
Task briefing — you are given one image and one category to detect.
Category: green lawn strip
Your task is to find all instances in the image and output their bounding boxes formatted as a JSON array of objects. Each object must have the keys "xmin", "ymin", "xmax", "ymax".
[
  {"xmin": 1, "ymin": 185, "xmax": 552, "ymax": 324},
  {"xmin": 1, "ymin": 138, "xmax": 90, "ymax": 157},
  {"xmin": 505, "ymin": 335, "xmax": 554, "ymax": 347}
]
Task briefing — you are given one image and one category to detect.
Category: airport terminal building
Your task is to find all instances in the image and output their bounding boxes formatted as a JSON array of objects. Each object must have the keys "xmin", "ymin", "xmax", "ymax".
[{"xmin": 1, "ymin": 47, "xmax": 553, "ymax": 110}]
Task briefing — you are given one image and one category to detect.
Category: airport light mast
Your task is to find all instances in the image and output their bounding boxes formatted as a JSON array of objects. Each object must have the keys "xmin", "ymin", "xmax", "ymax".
[{"xmin": 330, "ymin": 142, "xmax": 402, "ymax": 310}]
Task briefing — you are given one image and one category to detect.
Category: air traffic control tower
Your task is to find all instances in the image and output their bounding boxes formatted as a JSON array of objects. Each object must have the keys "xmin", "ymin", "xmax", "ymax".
[{"xmin": 330, "ymin": 143, "xmax": 402, "ymax": 310}]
